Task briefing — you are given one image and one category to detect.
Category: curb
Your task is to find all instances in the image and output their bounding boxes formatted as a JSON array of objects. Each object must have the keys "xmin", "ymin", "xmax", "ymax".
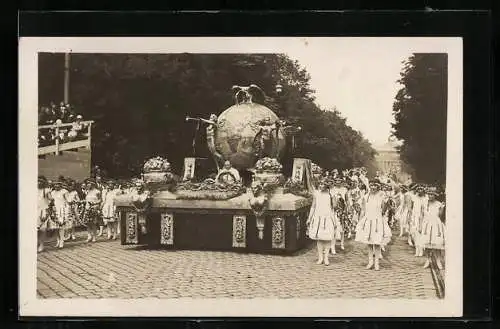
[{"xmin": 430, "ymin": 253, "xmax": 445, "ymax": 299}]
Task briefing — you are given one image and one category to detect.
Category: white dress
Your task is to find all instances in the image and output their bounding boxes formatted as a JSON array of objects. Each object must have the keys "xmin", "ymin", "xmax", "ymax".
[
  {"xmin": 418, "ymin": 201, "xmax": 445, "ymax": 250},
  {"xmin": 307, "ymin": 190, "xmax": 338, "ymax": 241},
  {"xmin": 355, "ymin": 192, "xmax": 392, "ymax": 246},
  {"xmin": 102, "ymin": 188, "xmax": 120, "ymax": 223},
  {"xmin": 51, "ymin": 189, "xmax": 70, "ymax": 227},
  {"xmin": 65, "ymin": 190, "xmax": 81, "ymax": 229},
  {"xmin": 38, "ymin": 188, "xmax": 52, "ymax": 230},
  {"xmin": 409, "ymin": 194, "xmax": 428, "ymax": 243}
]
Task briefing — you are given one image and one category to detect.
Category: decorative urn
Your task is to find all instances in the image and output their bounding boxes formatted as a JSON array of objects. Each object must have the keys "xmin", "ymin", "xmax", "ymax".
[{"xmin": 142, "ymin": 156, "xmax": 174, "ymax": 184}]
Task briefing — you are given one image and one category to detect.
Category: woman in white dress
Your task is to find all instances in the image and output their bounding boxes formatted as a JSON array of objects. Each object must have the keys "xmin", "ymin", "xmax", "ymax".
[
  {"xmin": 64, "ymin": 181, "xmax": 81, "ymax": 241},
  {"xmin": 409, "ymin": 185, "xmax": 428, "ymax": 257},
  {"xmin": 355, "ymin": 181, "xmax": 392, "ymax": 270},
  {"xmin": 37, "ymin": 177, "xmax": 52, "ymax": 252},
  {"xmin": 306, "ymin": 180, "xmax": 339, "ymax": 266},
  {"xmin": 83, "ymin": 180, "xmax": 102, "ymax": 243},
  {"xmin": 50, "ymin": 181, "xmax": 70, "ymax": 249},
  {"xmin": 396, "ymin": 185, "xmax": 412, "ymax": 238},
  {"xmin": 419, "ymin": 187, "xmax": 445, "ymax": 269},
  {"xmin": 102, "ymin": 180, "xmax": 122, "ymax": 240}
]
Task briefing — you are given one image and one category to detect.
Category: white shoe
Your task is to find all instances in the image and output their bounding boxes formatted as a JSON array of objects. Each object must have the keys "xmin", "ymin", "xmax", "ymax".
[
  {"xmin": 92, "ymin": 237, "xmax": 96, "ymax": 243},
  {"xmin": 423, "ymin": 260, "xmax": 430, "ymax": 269},
  {"xmin": 71, "ymin": 235, "xmax": 76, "ymax": 240},
  {"xmin": 316, "ymin": 258, "xmax": 323, "ymax": 265},
  {"xmin": 37, "ymin": 244, "xmax": 44, "ymax": 253},
  {"xmin": 58, "ymin": 241, "xmax": 64, "ymax": 249}
]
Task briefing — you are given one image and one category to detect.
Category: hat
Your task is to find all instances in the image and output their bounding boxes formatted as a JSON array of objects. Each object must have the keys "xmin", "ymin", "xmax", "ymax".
[
  {"xmin": 76, "ymin": 114, "xmax": 83, "ymax": 119},
  {"xmin": 369, "ymin": 180, "xmax": 382, "ymax": 189}
]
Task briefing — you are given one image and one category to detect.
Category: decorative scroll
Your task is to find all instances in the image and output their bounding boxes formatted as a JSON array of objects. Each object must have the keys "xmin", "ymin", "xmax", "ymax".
[
  {"xmin": 232, "ymin": 215, "xmax": 247, "ymax": 248},
  {"xmin": 160, "ymin": 212, "xmax": 174, "ymax": 245},
  {"xmin": 272, "ymin": 217, "xmax": 286, "ymax": 249},
  {"xmin": 125, "ymin": 212, "xmax": 139, "ymax": 244},
  {"xmin": 296, "ymin": 215, "xmax": 301, "ymax": 240}
]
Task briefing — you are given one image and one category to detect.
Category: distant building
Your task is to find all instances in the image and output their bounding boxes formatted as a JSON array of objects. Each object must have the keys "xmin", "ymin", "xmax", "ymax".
[{"xmin": 374, "ymin": 138, "xmax": 412, "ymax": 183}]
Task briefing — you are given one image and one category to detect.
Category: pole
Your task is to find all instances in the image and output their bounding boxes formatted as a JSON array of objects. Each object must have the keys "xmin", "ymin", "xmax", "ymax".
[{"xmin": 64, "ymin": 52, "xmax": 70, "ymax": 104}]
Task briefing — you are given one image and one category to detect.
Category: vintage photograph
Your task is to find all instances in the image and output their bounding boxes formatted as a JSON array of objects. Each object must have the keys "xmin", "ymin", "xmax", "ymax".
[{"xmin": 19, "ymin": 37, "xmax": 463, "ymax": 317}]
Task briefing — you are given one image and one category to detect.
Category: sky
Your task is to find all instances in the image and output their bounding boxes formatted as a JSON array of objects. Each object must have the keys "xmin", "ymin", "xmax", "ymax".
[{"xmin": 283, "ymin": 38, "xmax": 414, "ymax": 147}]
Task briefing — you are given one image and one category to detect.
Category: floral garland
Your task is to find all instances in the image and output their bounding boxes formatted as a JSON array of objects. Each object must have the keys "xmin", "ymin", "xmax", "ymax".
[{"xmin": 175, "ymin": 178, "xmax": 246, "ymax": 200}]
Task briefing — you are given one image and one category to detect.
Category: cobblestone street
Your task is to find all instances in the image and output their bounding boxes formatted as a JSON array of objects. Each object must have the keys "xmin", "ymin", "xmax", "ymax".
[{"xmin": 37, "ymin": 229, "xmax": 439, "ymax": 299}]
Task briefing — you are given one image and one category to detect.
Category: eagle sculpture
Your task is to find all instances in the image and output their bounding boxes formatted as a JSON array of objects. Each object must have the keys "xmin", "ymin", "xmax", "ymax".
[{"xmin": 231, "ymin": 84, "xmax": 266, "ymax": 104}]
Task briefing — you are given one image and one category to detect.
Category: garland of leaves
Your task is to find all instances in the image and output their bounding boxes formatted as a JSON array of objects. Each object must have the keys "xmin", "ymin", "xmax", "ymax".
[{"xmin": 175, "ymin": 179, "xmax": 246, "ymax": 200}]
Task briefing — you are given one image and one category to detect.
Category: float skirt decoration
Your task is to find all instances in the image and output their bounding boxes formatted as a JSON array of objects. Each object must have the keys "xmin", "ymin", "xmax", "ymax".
[
  {"xmin": 125, "ymin": 212, "xmax": 139, "ymax": 244},
  {"xmin": 272, "ymin": 216, "xmax": 286, "ymax": 249},
  {"xmin": 160, "ymin": 212, "xmax": 174, "ymax": 245},
  {"xmin": 232, "ymin": 215, "xmax": 247, "ymax": 248}
]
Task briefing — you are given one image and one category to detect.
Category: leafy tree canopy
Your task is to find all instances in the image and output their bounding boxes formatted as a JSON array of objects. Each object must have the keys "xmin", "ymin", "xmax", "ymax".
[
  {"xmin": 39, "ymin": 53, "xmax": 376, "ymax": 178},
  {"xmin": 392, "ymin": 53, "xmax": 448, "ymax": 186}
]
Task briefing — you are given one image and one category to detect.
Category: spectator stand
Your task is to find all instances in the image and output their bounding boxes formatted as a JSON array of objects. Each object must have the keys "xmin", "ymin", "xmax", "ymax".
[{"xmin": 38, "ymin": 120, "xmax": 94, "ymax": 156}]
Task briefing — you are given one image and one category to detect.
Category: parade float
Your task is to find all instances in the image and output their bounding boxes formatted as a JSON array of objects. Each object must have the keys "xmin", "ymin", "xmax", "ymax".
[{"xmin": 115, "ymin": 84, "xmax": 314, "ymax": 254}]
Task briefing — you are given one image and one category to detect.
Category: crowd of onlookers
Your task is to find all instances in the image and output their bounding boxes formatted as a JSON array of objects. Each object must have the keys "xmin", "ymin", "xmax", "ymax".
[{"xmin": 38, "ymin": 102, "xmax": 89, "ymax": 147}]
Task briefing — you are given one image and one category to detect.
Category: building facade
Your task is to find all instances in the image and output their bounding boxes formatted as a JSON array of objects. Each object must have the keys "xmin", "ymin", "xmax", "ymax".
[{"xmin": 374, "ymin": 139, "xmax": 412, "ymax": 183}]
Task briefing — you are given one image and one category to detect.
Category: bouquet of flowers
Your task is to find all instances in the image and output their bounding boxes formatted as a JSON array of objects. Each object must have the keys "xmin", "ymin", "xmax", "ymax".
[
  {"xmin": 253, "ymin": 157, "xmax": 283, "ymax": 173},
  {"xmin": 143, "ymin": 156, "xmax": 171, "ymax": 173},
  {"xmin": 283, "ymin": 178, "xmax": 313, "ymax": 199}
]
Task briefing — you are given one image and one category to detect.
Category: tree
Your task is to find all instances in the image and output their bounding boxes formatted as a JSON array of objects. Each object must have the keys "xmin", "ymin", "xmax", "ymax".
[
  {"xmin": 392, "ymin": 53, "xmax": 448, "ymax": 185},
  {"xmin": 39, "ymin": 53, "xmax": 377, "ymax": 178}
]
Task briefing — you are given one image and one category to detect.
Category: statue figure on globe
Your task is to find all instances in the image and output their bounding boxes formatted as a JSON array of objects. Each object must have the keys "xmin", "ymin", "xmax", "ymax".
[{"xmin": 186, "ymin": 83, "xmax": 299, "ymax": 174}]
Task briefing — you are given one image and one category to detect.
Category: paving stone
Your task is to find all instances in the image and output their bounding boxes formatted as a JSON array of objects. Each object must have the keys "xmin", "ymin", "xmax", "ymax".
[{"xmin": 37, "ymin": 229, "xmax": 439, "ymax": 299}]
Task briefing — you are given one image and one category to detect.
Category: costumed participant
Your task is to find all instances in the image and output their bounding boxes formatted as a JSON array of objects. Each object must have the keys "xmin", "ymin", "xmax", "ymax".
[
  {"xmin": 397, "ymin": 185, "xmax": 412, "ymax": 238},
  {"xmin": 83, "ymin": 179, "xmax": 102, "ymax": 243},
  {"xmin": 419, "ymin": 187, "xmax": 445, "ymax": 269},
  {"xmin": 95, "ymin": 175, "xmax": 105, "ymax": 237},
  {"xmin": 216, "ymin": 160, "xmax": 241, "ymax": 185},
  {"xmin": 64, "ymin": 180, "xmax": 81, "ymax": 241},
  {"xmin": 409, "ymin": 184, "xmax": 427, "ymax": 256},
  {"xmin": 50, "ymin": 180, "xmax": 70, "ymax": 249},
  {"xmin": 331, "ymin": 178, "xmax": 351, "ymax": 253},
  {"xmin": 382, "ymin": 184, "xmax": 396, "ymax": 230},
  {"xmin": 306, "ymin": 179, "xmax": 338, "ymax": 266},
  {"xmin": 348, "ymin": 180, "xmax": 363, "ymax": 235},
  {"xmin": 37, "ymin": 176, "xmax": 52, "ymax": 252},
  {"xmin": 102, "ymin": 180, "xmax": 122, "ymax": 240},
  {"xmin": 355, "ymin": 181, "xmax": 392, "ymax": 270}
]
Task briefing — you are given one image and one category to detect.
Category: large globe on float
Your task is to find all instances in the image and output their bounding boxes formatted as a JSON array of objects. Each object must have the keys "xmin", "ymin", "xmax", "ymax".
[{"xmin": 214, "ymin": 102, "xmax": 286, "ymax": 170}]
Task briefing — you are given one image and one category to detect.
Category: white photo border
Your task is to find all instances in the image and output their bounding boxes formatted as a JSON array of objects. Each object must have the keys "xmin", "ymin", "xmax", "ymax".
[{"xmin": 19, "ymin": 37, "xmax": 463, "ymax": 317}]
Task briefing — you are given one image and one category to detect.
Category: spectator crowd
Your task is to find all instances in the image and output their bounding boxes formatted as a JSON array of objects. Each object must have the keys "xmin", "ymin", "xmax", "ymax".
[{"xmin": 38, "ymin": 101, "xmax": 89, "ymax": 147}]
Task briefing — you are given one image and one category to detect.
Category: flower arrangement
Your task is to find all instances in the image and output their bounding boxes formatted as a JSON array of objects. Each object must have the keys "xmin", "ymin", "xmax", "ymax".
[
  {"xmin": 143, "ymin": 156, "xmax": 171, "ymax": 173},
  {"xmin": 253, "ymin": 157, "xmax": 283, "ymax": 173},
  {"xmin": 283, "ymin": 178, "xmax": 313, "ymax": 199}
]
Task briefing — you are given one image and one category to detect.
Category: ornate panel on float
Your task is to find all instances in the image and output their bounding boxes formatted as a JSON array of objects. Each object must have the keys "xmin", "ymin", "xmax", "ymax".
[
  {"xmin": 125, "ymin": 212, "xmax": 139, "ymax": 244},
  {"xmin": 271, "ymin": 217, "xmax": 286, "ymax": 249},
  {"xmin": 232, "ymin": 215, "xmax": 246, "ymax": 248},
  {"xmin": 160, "ymin": 212, "xmax": 174, "ymax": 245}
]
